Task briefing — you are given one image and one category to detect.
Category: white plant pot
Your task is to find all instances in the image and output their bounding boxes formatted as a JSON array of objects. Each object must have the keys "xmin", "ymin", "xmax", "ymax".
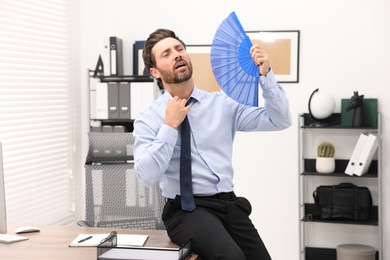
[{"xmin": 316, "ymin": 157, "xmax": 335, "ymax": 174}]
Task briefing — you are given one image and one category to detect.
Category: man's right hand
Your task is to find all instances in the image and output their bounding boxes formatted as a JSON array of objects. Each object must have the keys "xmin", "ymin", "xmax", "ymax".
[{"xmin": 164, "ymin": 96, "xmax": 191, "ymax": 129}]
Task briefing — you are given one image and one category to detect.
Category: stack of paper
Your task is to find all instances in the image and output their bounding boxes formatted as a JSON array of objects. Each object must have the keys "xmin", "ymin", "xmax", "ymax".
[
  {"xmin": 98, "ymin": 242, "xmax": 192, "ymax": 260},
  {"xmin": 99, "ymin": 247, "xmax": 185, "ymax": 260},
  {"xmin": 345, "ymin": 133, "xmax": 378, "ymax": 176}
]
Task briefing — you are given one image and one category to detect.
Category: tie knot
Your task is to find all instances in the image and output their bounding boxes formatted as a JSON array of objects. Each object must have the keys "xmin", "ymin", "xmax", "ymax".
[{"xmin": 186, "ymin": 97, "xmax": 194, "ymax": 107}]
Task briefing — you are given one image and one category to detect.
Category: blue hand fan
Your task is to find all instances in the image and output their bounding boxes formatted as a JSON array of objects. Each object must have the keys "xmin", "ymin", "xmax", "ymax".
[{"xmin": 211, "ymin": 12, "xmax": 259, "ymax": 106}]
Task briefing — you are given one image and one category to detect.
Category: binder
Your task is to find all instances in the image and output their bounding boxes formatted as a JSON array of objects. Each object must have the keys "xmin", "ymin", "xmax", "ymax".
[
  {"xmin": 101, "ymin": 37, "xmax": 111, "ymax": 76},
  {"xmin": 113, "ymin": 125, "xmax": 125, "ymax": 133},
  {"xmin": 110, "ymin": 37, "xmax": 124, "ymax": 76},
  {"xmin": 354, "ymin": 134, "xmax": 378, "ymax": 176},
  {"xmin": 130, "ymin": 81, "xmax": 158, "ymax": 119},
  {"xmin": 118, "ymin": 82, "xmax": 131, "ymax": 119},
  {"xmin": 96, "ymin": 83, "xmax": 108, "ymax": 119},
  {"xmin": 102, "ymin": 125, "xmax": 113, "ymax": 132},
  {"xmin": 108, "ymin": 83, "xmax": 119, "ymax": 119},
  {"xmin": 345, "ymin": 133, "xmax": 368, "ymax": 176},
  {"xmin": 133, "ymin": 40, "xmax": 146, "ymax": 76}
]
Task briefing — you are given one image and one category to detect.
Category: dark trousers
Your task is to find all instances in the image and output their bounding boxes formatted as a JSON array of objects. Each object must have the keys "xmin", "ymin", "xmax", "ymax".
[{"xmin": 162, "ymin": 192, "xmax": 272, "ymax": 260}]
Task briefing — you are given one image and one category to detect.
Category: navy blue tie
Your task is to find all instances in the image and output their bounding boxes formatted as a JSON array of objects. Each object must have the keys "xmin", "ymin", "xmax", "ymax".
[{"xmin": 180, "ymin": 99, "xmax": 196, "ymax": 211}]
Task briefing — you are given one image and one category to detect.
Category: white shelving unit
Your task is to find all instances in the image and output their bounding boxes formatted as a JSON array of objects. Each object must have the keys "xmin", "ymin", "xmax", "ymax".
[{"xmin": 298, "ymin": 113, "xmax": 382, "ymax": 260}]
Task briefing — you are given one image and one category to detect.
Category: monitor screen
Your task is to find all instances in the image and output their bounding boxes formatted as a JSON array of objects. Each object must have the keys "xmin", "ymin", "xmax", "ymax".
[{"xmin": 0, "ymin": 142, "xmax": 7, "ymax": 234}]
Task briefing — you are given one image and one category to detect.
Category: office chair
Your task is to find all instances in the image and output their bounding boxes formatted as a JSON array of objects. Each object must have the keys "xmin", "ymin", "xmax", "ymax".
[{"xmin": 78, "ymin": 132, "xmax": 165, "ymax": 230}]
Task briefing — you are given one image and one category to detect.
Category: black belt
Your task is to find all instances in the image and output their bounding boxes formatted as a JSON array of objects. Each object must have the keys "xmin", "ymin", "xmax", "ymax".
[{"xmin": 167, "ymin": 192, "xmax": 236, "ymax": 202}]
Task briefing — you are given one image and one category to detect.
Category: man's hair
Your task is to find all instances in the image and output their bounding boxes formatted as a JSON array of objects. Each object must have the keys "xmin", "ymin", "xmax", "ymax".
[{"xmin": 142, "ymin": 29, "xmax": 186, "ymax": 88}]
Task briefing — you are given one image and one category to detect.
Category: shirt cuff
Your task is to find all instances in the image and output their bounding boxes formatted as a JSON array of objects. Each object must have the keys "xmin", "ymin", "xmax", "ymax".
[
  {"xmin": 156, "ymin": 123, "xmax": 178, "ymax": 146},
  {"xmin": 260, "ymin": 69, "xmax": 278, "ymax": 89}
]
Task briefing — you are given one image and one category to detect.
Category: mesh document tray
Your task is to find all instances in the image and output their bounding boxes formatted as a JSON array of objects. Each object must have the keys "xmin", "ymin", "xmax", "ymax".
[
  {"xmin": 86, "ymin": 132, "xmax": 135, "ymax": 163},
  {"xmin": 97, "ymin": 233, "xmax": 192, "ymax": 260},
  {"xmin": 84, "ymin": 163, "xmax": 165, "ymax": 230}
]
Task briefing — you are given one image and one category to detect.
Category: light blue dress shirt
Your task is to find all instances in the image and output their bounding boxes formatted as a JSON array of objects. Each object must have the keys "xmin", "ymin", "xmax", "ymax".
[{"xmin": 133, "ymin": 70, "xmax": 291, "ymax": 199}]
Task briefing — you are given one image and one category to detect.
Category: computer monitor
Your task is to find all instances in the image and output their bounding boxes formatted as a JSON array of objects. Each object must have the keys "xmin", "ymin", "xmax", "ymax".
[
  {"xmin": 0, "ymin": 142, "xmax": 29, "ymax": 243},
  {"xmin": 0, "ymin": 142, "xmax": 7, "ymax": 235}
]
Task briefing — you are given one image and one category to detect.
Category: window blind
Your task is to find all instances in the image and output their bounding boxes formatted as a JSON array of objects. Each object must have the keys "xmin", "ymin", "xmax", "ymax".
[{"xmin": 0, "ymin": 0, "xmax": 75, "ymax": 225}]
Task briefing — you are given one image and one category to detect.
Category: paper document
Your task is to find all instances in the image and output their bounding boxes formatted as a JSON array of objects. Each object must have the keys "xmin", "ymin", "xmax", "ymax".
[
  {"xmin": 69, "ymin": 233, "xmax": 148, "ymax": 247},
  {"xmin": 98, "ymin": 247, "xmax": 191, "ymax": 260}
]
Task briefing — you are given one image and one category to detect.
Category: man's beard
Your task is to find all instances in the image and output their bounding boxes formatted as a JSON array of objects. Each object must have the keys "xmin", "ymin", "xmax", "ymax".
[
  {"xmin": 158, "ymin": 60, "xmax": 193, "ymax": 84},
  {"xmin": 173, "ymin": 71, "xmax": 192, "ymax": 83}
]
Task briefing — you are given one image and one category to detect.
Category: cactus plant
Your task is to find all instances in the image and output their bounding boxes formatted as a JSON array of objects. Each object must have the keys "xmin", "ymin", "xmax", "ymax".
[
  {"xmin": 316, "ymin": 141, "xmax": 336, "ymax": 173},
  {"xmin": 317, "ymin": 141, "xmax": 335, "ymax": 158}
]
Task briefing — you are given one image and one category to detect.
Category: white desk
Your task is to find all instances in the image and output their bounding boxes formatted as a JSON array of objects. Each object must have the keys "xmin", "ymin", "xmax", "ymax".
[{"xmin": 0, "ymin": 226, "xmax": 199, "ymax": 260}]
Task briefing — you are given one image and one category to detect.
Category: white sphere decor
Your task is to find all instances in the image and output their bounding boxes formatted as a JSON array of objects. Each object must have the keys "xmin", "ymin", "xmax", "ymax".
[{"xmin": 308, "ymin": 89, "xmax": 335, "ymax": 119}]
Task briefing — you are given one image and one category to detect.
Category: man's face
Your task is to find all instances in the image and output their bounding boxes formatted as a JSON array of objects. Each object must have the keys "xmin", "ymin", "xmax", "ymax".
[{"xmin": 151, "ymin": 37, "xmax": 193, "ymax": 84}]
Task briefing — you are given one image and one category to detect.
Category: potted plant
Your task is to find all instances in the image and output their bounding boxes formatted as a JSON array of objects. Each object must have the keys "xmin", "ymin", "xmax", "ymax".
[{"xmin": 316, "ymin": 141, "xmax": 335, "ymax": 174}]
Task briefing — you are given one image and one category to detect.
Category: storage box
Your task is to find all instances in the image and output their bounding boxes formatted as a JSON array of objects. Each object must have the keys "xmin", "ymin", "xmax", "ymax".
[{"xmin": 337, "ymin": 244, "xmax": 375, "ymax": 260}]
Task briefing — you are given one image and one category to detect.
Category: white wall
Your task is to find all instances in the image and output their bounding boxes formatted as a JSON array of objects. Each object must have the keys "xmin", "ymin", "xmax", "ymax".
[{"xmin": 78, "ymin": 0, "xmax": 390, "ymax": 259}]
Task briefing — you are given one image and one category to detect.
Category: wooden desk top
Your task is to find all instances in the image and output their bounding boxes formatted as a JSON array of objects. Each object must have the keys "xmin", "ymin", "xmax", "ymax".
[{"xmin": 0, "ymin": 226, "xmax": 198, "ymax": 260}]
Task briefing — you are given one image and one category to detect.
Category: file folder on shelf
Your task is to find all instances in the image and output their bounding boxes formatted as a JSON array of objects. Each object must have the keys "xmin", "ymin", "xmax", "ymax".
[
  {"xmin": 101, "ymin": 38, "xmax": 111, "ymax": 76},
  {"xmin": 354, "ymin": 134, "xmax": 378, "ymax": 176},
  {"xmin": 130, "ymin": 82, "xmax": 158, "ymax": 119},
  {"xmin": 345, "ymin": 133, "xmax": 368, "ymax": 176},
  {"xmin": 119, "ymin": 82, "xmax": 130, "ymax": 119},
  {"xmin": 96, "ymin": 83, "xmax": 109, "ymax": 119},
  {"xmin": 345, "ymin": 133, "xmax": 378, "ymax": 176},
  {"xmin": 108, "ymin": 83, "xmax": 119, "ymax": 119},
  {"xmin": 97, "ymin": 232, "xmax": 192, "ymax": 260},
  {"xmin": 109, "ymin": 37, "xmax": 124, "ymax": 76},
  {"xmin": 133, "ymin": 41, "xmax": 146, "ymax": 76}
]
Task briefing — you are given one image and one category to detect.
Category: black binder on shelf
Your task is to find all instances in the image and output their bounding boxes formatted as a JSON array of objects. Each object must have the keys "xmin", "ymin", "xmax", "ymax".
[
  {"xmin": 133, "ymin": 40, "xmax": 146, "ymax": 76},
  {"xmin": 110, "ymin": 37, "xmax": 124, "ymax": 76},
  {"xmin": 97, "ymin": 232, "xmax": 192, "ymax": 260}
]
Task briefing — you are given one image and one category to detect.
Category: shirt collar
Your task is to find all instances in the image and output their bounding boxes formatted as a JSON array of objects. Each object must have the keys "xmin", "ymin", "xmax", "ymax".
[{"xmin": 162, "ymin": 85, "xmax": 201, "ymax": 103}]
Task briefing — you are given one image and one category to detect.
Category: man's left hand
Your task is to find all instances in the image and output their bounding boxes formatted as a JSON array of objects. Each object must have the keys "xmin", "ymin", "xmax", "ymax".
[{"xmin": 250, "ymin": 44, "xmax": 270, "ymax": 76}]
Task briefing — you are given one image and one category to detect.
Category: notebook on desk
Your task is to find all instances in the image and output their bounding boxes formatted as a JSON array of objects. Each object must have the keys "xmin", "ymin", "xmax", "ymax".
[{"xmin": 69, "ymin": 233, "xmax": 148, "ymax": 247}]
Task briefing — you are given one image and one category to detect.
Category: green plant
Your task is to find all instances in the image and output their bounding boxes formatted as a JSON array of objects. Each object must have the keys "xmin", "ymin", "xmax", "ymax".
[{"xmin": 317, "ymin": 141, "xmax": 335, "ymax": 157}]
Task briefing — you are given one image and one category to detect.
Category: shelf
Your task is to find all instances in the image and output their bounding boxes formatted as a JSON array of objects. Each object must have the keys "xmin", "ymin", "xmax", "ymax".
[
  {"xmin": 90, "ymin": 119, "xmax": 134, "ymax": 132},
  {"xmin": 305, "ymin": 247, "xmax": 336, "ymax": 260},
  {"xmin": 88, "ymin": 69, "xmax": 162, "ymax": 133},
  {"xmin": 91, "ymin": 119, "xmax": 134, "ymax": 123},
  {"xmin": 305, "ymin": 247, "xmax": 379, "ymax": 260},
  {"xmin": 302, "ymin": 204, "xmax": 378, "ymax": 226},
  {"xmin": 302, "ymin": 159, "xmax": 378, "ymax": 178},
  {"xmin": 300, "ymin": 113, "xmax": 378, "ymax": 130},
  {"xmin": 299, "ymin": 112, "xmax": 382, "ymax": 260},
  {"xmin": 91, "ymin": 73, "xmax": 154, "ymax": 83}
]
